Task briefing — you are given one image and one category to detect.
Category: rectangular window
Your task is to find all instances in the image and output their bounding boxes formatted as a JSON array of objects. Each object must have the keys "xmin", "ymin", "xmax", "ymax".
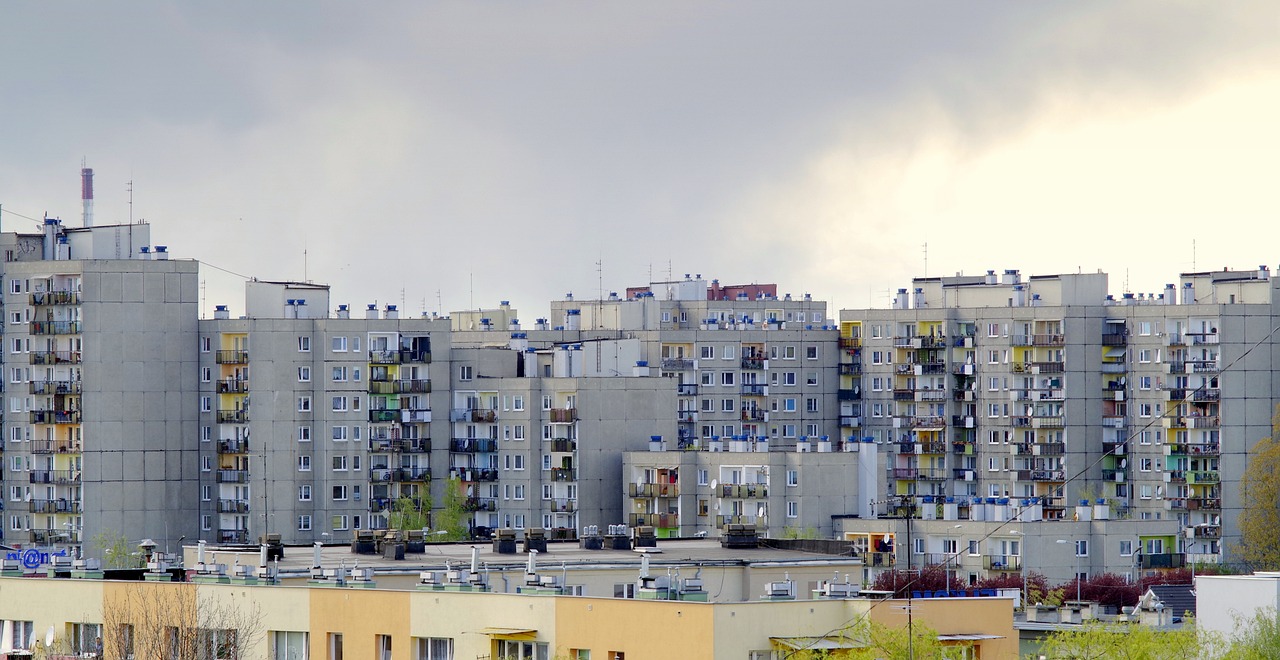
[
  {"xmin": 332, "ymin": 366, "xmax": 347, "ymax": 382},
  {"xmin": 298, "ymin": 515, "xmax": 312, "ymax": 531},
  {"xmin": 700, "ymin": 346, "xmax": 715, "ymax": 359},
  {"xmin": 459, "ymin": 365, "xmax": 473, "ymax": 381},
  {"xmin": 332, "ymin": 456, "xmax": 348, "ymax": 471},
  {"xmin": 413, "ymin": 637, "xmax": 454, "ymax": 660},
  {"xmin": 332, "ymin": 396, "xmax": 348, "ymax": 412},
  {"xmin": 298, "ymin": 426, "xmax": 311, "ymax": 442},
  {"xmin": 721, "ymin": 372, "xmax": 735, "ymax": 386},
  {"xmin": 1119, "ymin": 540, "xmax": 1134, "ymax": 556},
  {"xmin": 1076, "ymin": 540, "xmax": 1089, "ymax": 557},
  {"xmin": 332, "ymin": 485, "xmax": 348, "ymax": 501},
  {"xmin": 272, "ymin": 631, "xmax": 310, "ymax": 660},
  {"xmin": 331, "ymin": 336, "xmax": 347, "ymax": 352},
  {"xmin": 787, "ymin": 470, "xmax": 798, "ymax": 487},
  {"xmin": 298, "ymin": 397, "xmax": 312, "ymax": 412},
  {"xmin": 298, "ymin": 336, "xmax": 311, "ymax": 352},
  {"xmin": 201, "ymin": 367, "xmax": 212, "ymax": 382},
  {"xmin": 202, "ymin": 515, "xmax": 212, "ymax": 531},
  {"xmin": 298, "ymin": 366, "xmax": 311, "ymax": 382},
  {"xmin": 298, "ymin": 456, "xmax": 311, "ymax": 472},
  {"xmin": 786, "ymin": 501, "xmax": 798, "ymax": 518},
  {"xmin": 332, "ymin": 515, "xmax": 349, "ymax": 531},
  {"xmin": 299, "ymin": 485, "xmax": 312, "ymax": 501},
  {"xmin": 200, "ymin": 396, "xmax": 212, "ymax": 413}
]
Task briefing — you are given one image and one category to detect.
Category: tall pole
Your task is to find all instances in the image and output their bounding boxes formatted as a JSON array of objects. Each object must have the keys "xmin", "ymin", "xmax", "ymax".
[{"xmin": 904, "ymin": 495, "xmax": 914, "ymax": 660}]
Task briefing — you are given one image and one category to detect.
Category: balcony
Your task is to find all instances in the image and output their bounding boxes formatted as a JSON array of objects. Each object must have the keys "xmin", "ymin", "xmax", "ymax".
[
  {"xmin": 1168, "ymin": 443, "xmax": 1220, "ymax": 456},
  {"xmin": 31, "ymin": 441, "xmax": 80, "ymax": 454},
  {"xmin": 550, "ymin": 408, "xmax": 578, "ymax": 423},
  {"xmin": 677, "ymin": 383, "xmax": 699, "ymax": 395},
  {"xmin": 1101, "ymin": 469, "xmax": 1126, "ymax": 482},
  {"xmin": 30, "ymin": 290, "xmax": 81, "ymax": 305},
  {"xmin": 1189, "ymin": 471, "xmax": 1219, "ymax": 485},
  {"xmin": 892, "ymin": 467, "xmax": 919, "ymax": 480},
  {"xmin": 741, "ymin": 384, "xmax": 768, "ymax": 397},
  {"xmin": 1192, "ymin": 525, "xmax": 1222, "ymax": 539},
  {"xmin": 1035, "ymin": 442, "xmax": 1066, "ymax": 455},
  {"xmin": 861, "ymin": 551, "xmax": 895, "ymax": 567},
  {"xmin": 370, "ymin": 379, "xmax": 432, "ymax": 395},
  {"xmin": 29, "ymin": 380, "xmax": 81, "ymax": 395},
  {"xmin": 368, "ymin": 349, "xmax": 402, "ymax": 364},
  {"xmin": 551, "ymin": 468, "xmax": 577, "ymax": 482},
  {"xmin": 547, "ymin": 439, "xmax": 576, "ymax": 453},
  {"xmin": 1031, "ymin": 362, "xmax": 1065, "ymax": 374},
  {"xmin": 719, "ymin": 483, "xmax": 767, "ymax": 498},
  {"xmin": 716, "ymin": 514, "xmax": 759, "ymax": 527},
  {"xmin": 447, "ymin": 467, "xmax": 499, "ymax": 482},
  {"xmin": 1191, "ymin": 389, "xmax": 1221, "ymax": 402},
  {"xmin": 741, "ymin": 408, "xmax": 768, "ymax": 422},
  {"xmin": 463, "ymin": 497, "xmax": 498, "ymax": 512},
  {"xmin": 662, "ymin": 358, "xmax": 695, "ymax": 371},
  {"xmin": 678, "ymin": 411, "xmax": 698, "ymax": 423},
  {"xmin": 29, "ymin": 498, "xmax": 81, "ymax": 514},
  {"xmin": 392, "ymin": 467, "xmax": 431, "ymax": 482},
  {"xmin": 1139, "ymin": 553, "xmax": 1186, "ymax": 569},
  {"xmin": 219, "ymin": 529, "xmax": 249, "ymax": 544},
  {"xmin": 216, "ymin": 378, "xmax": 248, "ymax": 394},
  {"xmin": 1103, "ymin": 441, "xmax": 1127, "ymax": 456},
  {"xmin": 629, "ymin": 512, "xmax": 679, "ymax": 528},
  {"xmin": 30, "ymin": 409, "xmax": 81, "ymax": 424},
  {"xmin": 217, "ymin": 499, "xmax": 250, "ymax": 514},
  {"xmin": 1033, "ymin": 416, "xmax": 1065, "ymax": 429},
  {"xmin": 29, "ymin": 320, "xmax": 81, "ymax": 335},
  {"xmin": 401, "ymin": 408, "xmax": 432, "ymax": 424},
  {"xmin": 551, "ymin": 498, "xmax": 576, "ymax": 513},
  {"xmin": 951, "ymin": 415, "xmax": 975, "ymax": 428},
  {"xmin": 449, "ymin": 438, "xmax": 498, "ymax": 453},
  {"xmin": 29, "ymin": 470, "xmax": 80, "ymax": 484},
  {"xmin": 369, "ymin": 497, "xmax": 393, "ymax": 513},
  {"xmin": 215, "ymin": 469, "xmax": 249, "ymax": 484},
  {"xmin": 984, "ymin": 555, "xmax": 1022, "ymax": 571},
  {"xmin": 216, "ymin": 409, "xmax": 247, "ymax": 424},
  {"xmin": 915, "ymin": 467, "xmax": 947, "ymax": 481},
  {"xmin": 1188, "ymin": 497, "xmax": 1222, "ymax": 510},
  {"xmin": 1033, "ymin": 334, "xmax": 1065, "ymax": 347},
  {"xmin": 1102, "ymin": 333, "xmax": 1127, "ymax": 347},
  {"xmin": 629, "ymin": 482, "xmax": 679, "ymax": 498},
  {"xmin": 952, "ymin": 441, "xmax": 975, "ymax": 455},
  {"xmin": 841, "ymin": 415, "xmax": 862, "ymax": 427},
  {"xmin": 839, "ymin": 362, "xmax": 863, "ymax": 375},
  {"xmin": 215, "ymin": 350, "xmax": 249, "ymax": 364},
  {"xmin": 217, "ymin": 439, "xmax": 249, "ymax": 454},
  {"xmin": 892, "ymin": 389, "xmax": 914, "ymax": 401},
  {"xmin": 839, "ymin": 337, "xmax": 862, "ymax": 350},
  {"xmin": 369, "ymin": 409, "xmax": 400, "ymax": 423},
  {"xmin": 741, "ymin": 357, "xmax": 766, "ymax": 370},
  {"xmin": 838, "ymin": 388, "xmax": 861, "ymax": 401},
  {"xmin": 30, "ymin": 350, "xmax": 82, "ymax": 365}
]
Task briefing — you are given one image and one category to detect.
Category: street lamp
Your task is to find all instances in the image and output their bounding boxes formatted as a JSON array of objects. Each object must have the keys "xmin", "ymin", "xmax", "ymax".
[{"xmin": 1056, "ymin": 539, "xmax": 1081, "ymax": 602}]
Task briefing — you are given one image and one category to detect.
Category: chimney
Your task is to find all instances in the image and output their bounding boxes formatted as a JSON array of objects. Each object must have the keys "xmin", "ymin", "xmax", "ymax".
[
  {"xmin": 154, "ymin": 245, "xmax": 169, "ymax": 260},
  {"xmin": 214, "ymin": 305, "xmax": 230, "ymax": 320},
  {"xmin": 384, "ymin": 304, "xmax": 399, "ymax": 320},
  {"xmin": 81, "ymin": 165, "xmax": 94, "ymax": 228},
  {"xmin": 365, "ymin": 304, "xmax": 379, "ymax": 319},
  {"xmin": 336, "ymin": 304, "xmax": 350, "ymax": 319}
]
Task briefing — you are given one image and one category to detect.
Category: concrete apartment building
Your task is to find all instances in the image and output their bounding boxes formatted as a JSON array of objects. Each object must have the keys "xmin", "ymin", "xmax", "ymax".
[
  {"xmin": 836, "ymin": 266, "xmax": 1280, "ymax": 577},
  {"xmin": 1, "ymin": 217, "xmax": 200, "ymax": 559}
]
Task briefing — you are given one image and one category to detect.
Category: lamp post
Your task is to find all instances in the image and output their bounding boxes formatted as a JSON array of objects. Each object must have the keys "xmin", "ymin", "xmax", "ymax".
[{"xmin": 1056, "ymin": 539, "xmax": 1081, "ymax": 602}]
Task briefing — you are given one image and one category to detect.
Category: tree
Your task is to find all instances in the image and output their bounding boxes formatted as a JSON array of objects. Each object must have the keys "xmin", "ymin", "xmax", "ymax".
[
  {"xmin": 1035, "ymin": 620, "xmax": 1223, "ymax": 660},
  {"xmin": 101, "ymin": 581, "xmax": 263, "ymax": 660},
  {"xmin": 846, "ymin": 621, "xmax": 968, "ymax": 660},
  {"xmin": 430, "ymin": 476, "xmax": 470, "ymax": 541},
  {"xmin": 91, "ymin": 528, "xmax": 143, "ymax": 569},
  {"xmin": 388, "ymin": 494, "xmax": 431, "ymax": 531},
  {"xmin": 1235, "ymin": 405, "xmax": 1280, "ymax": 570},
  {"xmin": 1226, "ymin": 607, "xmax": 1280, "ymax": 659}
]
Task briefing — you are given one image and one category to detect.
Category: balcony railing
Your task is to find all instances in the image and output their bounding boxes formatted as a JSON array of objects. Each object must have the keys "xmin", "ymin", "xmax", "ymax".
[
  {"xmin": 984, "ymin": 555, "xmax": 1022, "ymax": 571},
  {"xmin": 447, "ymin": 467, "xmax": 499, "ymax": 482},
  {"xmin": 216, "ymin": 378, "xmax": 248, "ymax": 394},
  {"xmin": 1167, "ymin": 443, "xmax": 1220, "ymax": 456},
  {"xmin": 216, "ymin": 409, "xmax": 247, "ymax": 424},
  {"xmin": 550, "ymin": 408, "xmax": 578, "ymax": 423},
  {"xmin": 31, "ymin": 441, "xmax": 80, "ymax": 454},
  {"xmin": 629, "ymin": 482, "xmax": 679, "ymax": 498},
  {"xmin": 839, "ymin": 362, "xmax": 863, "ymax": 375},
  {"xmin": 463, "ymin": 497, "xmax": 498, "ymax": 512},
  {"xmin": 217, "ymin": 499, "xmax": 250, "ymax": 514},
  {"xmin": 30, "ymin": 290, "xmax": 81, "ymax": 306},
  {"xmin": 629, "ymin": 512, "xmax": 679, "ymax": 528},
  {"xmin": 30, "ymin": 350, "xmax": 82, "ymax": 365},
  {"xmin": 29, "ymin": 380, "xmax": 81, "ymax": 395},
  {"xmin": 218, "ymin": 439, "xmax": 249, "ymax": 454},
  {"xmin": 661, "ymin": 358, "xmax": 695, "ymax": 371},
  {"xmin": 30, "ymin": 410, "xmax": 81, "ymax": 424},
  {"xmin": 369, "ymin": 409, "xmax": 400, "ymax": 423},
  {"xmin": 449, "ymin": 438, "xmax": 498, "ymax": 453},
  {"xmin": 29, "ymin": 320, "xmax": 82, "ymax": 335},
  {"xmin": 861, "ymin": 551, "xmax": 895, "ymax": 567},
  {"xmin": 29, "ymin": 470, "xmax": 80, "ymax": 484},
  {"xmin": 215, "ymin": 350, "xmax": 249, "ymax": 364},
  {"xmin": 401, "ymin": 408, "xmax": 432, "ymax": 424},
  {"xmin": 677, "ymin": 383, "xmax": 699, "ymax": 395},
  {"xmin": 1191, "ymin": 525, "xmax": 1221, "ymax": 539},
  {"xmin": 551, "ymin": 468, "xmax": 577, "ymax": 482},
  {"xmin": 741, "ymin": 408, "xmax": 768, "ymax": 422},
  {"xmin": 216, "ymin": 469, "xmax": 249, "ymax": 484},
  {"xmin": 219, "ymin": 529, "xmax": 249, "ymax": 544},
  {"xmin": 741, "ymin": 357, "xmax": 766, "ymax": 370},
  {"xmin": 1139, "ymin": 553, "xmax": 1186, "ymax": 569},
  {"xmin": 551, "ymin": 497, "xmax": 576, "ymax": 513},
  {"xmin": 718, "ymin": 483, "xmax": 767, "ymax": 498},
  {"xmin": 741, "ymin": 384, "xmax": 768, "ymax": 396},
  {"xmin": 29, "ymin": 498, "xmax": 81, "ymax": 514},
  {"xmin": 839, "ymin": 337, "xmax": 862, "ymax": 350},
  {"xmin": 370, "ymin": 379, "xmax": 432, "ymax": 395},
  {"xmin": 547, "ymin": 439, "xmax": 576, "ymax": 453}
]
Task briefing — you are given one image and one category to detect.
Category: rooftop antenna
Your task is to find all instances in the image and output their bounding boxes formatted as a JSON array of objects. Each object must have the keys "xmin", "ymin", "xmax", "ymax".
[
  {"xmin": 922, "ymin": 242, "xmax": 928, "ymax": 277},
  {"xmin": 1192, "ymin": 239, "xmax": 1196, "ymax": 272},
  {"xmin": 436, "ymin": 289, "xmax": 443, "ymax": 318},
  {"xmin": 200, "ymin": 279, "xmax": 207, "ymax": 318},
  {"xmin": 303, "ymin": 245, "xmax": 308, "ymax": 283},
  {"xmin": 127, "ymin": 179, "xmax": 134, "ymax": 224}
]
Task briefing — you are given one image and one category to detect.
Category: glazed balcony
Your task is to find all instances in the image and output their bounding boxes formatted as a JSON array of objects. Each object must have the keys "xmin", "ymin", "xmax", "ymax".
[
  {"xmin": 217, "ymin": 498, "xmax": 250, "ymax": 514},
  {"xmin": 216, "ymin": 409, "xmax": 247, "ymax": 424},
  {"xmin": 215, "ymin": 350, "xmax": 249, "ymax": 364},
  {"xmin": 30, "ymin": 409, "xmax": 81, "ymax": 424},
  {"xmin": 30, "ymin": 350, "xmax": 82, "ymax": 365},
  {"xmin": 216, "ymin": 378, "xmax": 248, "ymax": 394},
  {"xmin": 29, "ymin": 320, "xmax": 81, "ymax": 335},
  {"xmin": 29, "ymin": 380, "xmax": 81, "ymax": 395},
  {"xmin": 30, "ymin": 290, "xmax": 81, "ymax": 306},
  {"xmin": 29, "ymin": 498, "xmax": 81, "ymax": 514}
]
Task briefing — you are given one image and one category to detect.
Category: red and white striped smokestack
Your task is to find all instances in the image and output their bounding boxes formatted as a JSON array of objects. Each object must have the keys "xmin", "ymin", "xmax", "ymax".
[{"xmin": 81, "ymin": 165, "xmax": 94, "ymax": 227}]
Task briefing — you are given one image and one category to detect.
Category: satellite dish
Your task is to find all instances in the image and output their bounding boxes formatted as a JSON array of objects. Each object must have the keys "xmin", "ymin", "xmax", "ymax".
[
  {"xmin": 1119, "ymin": 459, "xmax": 1127, "ymax": 468},
  {"xmin": 757, "ymin": 505, "xmax": 767, "ymax": 519},
  {"xmin": 45, "ymin": 626, "xmax": 55, "ymax": 647},
  {"xmin": 710, "ymin": 479, "xmax": 718, "ymax": 490}
]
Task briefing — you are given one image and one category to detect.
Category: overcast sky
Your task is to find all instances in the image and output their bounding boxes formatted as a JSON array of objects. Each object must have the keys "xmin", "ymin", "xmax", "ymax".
[{"xmin": 1, "ymin": 2, "xmax": 1276, "ymax": 319}]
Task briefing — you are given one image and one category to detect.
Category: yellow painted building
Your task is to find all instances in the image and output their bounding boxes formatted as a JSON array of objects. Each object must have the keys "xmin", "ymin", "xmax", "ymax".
[{"xmin": 0, "ymin": 575, "xmax": 1013, "ymax": 659}]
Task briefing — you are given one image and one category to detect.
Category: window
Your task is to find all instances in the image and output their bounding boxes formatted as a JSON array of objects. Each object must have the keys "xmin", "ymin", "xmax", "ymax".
[
  {"xmin": 200, "ymin": 336, "xmax": 211, "ymax": 352},
  {"xmin": 782, "ymin": 398, "xmax": 797, "ymax": 412},
  {"xmin": 514, "ymin": 485, "xmax": 526, "ymax": 500},
  {"xmin": 272, "ymin": 631, "xmax": 310, "ymax": 660},
  {"xmin": 331, "ymin": 336, "xmax": 347, "ymax": 352},
  {"xmin": 201, "ymin": 456, "xmax": 212, "ymax": 472},
  {"xmin": 969, "ymin": 540, "xmax": 980, "ymax": 556},
  {"xmin": 332, "ymin": 485, "xmax": 348, "ymax": 501},
  {"xmin": 1139, "ymin": 376, "xmax": 1152, "ymax": 390},
  {"xmin": 698, "ymin": 469, "xmax": 708, "ymax": 486},
  {"xmin": 202, "ymin": 515, "xmax": 212, "ymax": 531},
  {"xmin": 720, "ymin": 371, "xmax": 735, "ymax": 386},
  {"xmin": 1138, "ymin": 349, "xmax": 1152, "ymax": 363},
  {"xmin": 700, "ymin": 371, "xmax": 714, "ymax": 386},
  {"xmin": 700, "ymin": 346, "xmax": 715, "ymax": 359},
  {"xmin": 721, "ymin": 398, "xmax": 735, "ymax": 412},
  {"xmin": 298, "ymin": 426, "xmax": 312, "ymax": 442},
  {"xmin": 459, "ymin": 365, "xmax": 473, "ymax": 381},
  {"xmin": 332, "ymin": 456, "xmax": 348, "ymax": 471},
  {"xmin": 298, "ymin": 456, "xmax": 312, "ymax": 472},
  {"xmin": 332, "ymin": 426, "xmax": 348, "ymax": 441},
  {"xmin": 6, "ymin": 620, "xmax": 33, "ymax": 650},
  {"xmin": 296, "ymin": 365, "xmax": 314, "ymax": 382},
  {"xmin": 782, "ymin": 372, "xmax": 796, "ymax": 386},
  {"xmin": 332, "ymin": 515, "xmax": 349, "ymax": 531},
  {"xmin": 1119, "ymin": 540, "xmax": 1134, "ymax": 556},
  {"xmin": 298, "ymin": 336, "xmax": 311, "ymax": 352},
  {"xmin": 942, "ymin": 538, "xmax": 959, "ymax": 554},
  {"xmin": 806, "ymin": 372, "xmax": 817, "ymax": 386},
  {"xmin": 201, "ymin": 486, "xmax": 212, "ymax": 502},
  {"xmin": 1075, "ymin": 540, "xmax": 1089, "ymax": 557},
  {"xmin": 496, "ymin": 641, "xmax": 549, "ymax": 660},
  {"xmin": 806, "ymin": 398, "xmax": 818, "ymax": 413},
  {"xmin": 332, "ymin": 366, "xmax": 347, "ymax": 382},
  {"xmin": 701, "ymin": 398, "xmax": 714, "ymax": 412},
  {"xmin": 298, "ymin": 515, "xmax": 312, "ymax": 531},
  {"xmin": 201, "ymin": 367, "xmax": 212, "ymax": 382},
  {"xmin": 200, "ymin": 396, "xmax": 212, "ymax": 413},
  {"xmin": 806, "ymin": 346, "xmax": 818, "ymax": 359},
  {"xmin": 512, "ymin": 396, "xmax": 524, "ymax": 411},
  {"xmin": 202, "ymin": 426, "xmax": 212, "ymax": 442},
  {"xmin": 413, "ymin": 637, "xmax": 454, "ymax": 660},
  {"xmin": 332, "ymin": 396, "xmax": 348, "ymax": 412},
  {"xmin": 786, "ymin": 501, "xmax": 798, "ymax": 518},
  {"xmin": 299, "ymin": 485, "xmax": 312, "ymax": 501},
  {"xmin": 787, "ymin": 470, "xmax": 798, "ymax": 487},
  {"xmin": 298, "ymin": 396, "xmax": 312, "ymax": 412},
  {"xmin": 913, "ymin": 538, "xmax": 925, "ymax": 554},
  {"xmin": 329, "ymin": 633, "xmax": 343, "ymax": 660}
]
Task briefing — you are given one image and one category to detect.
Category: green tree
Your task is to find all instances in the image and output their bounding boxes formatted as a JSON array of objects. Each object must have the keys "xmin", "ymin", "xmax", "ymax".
[
  {"xmin": 387, "ymin": 494, "xmax": 431, "ymax": 531},
  {"xmin": 430, "ymin": 476, "xmax": 470, "ymax": 541},
  {"xmin": 1036, "ymin": 620, "xmax": 1222, "ymax": 660},
  {"xmin": 847, "ymin": 620, "xmax": 966, "ymax": 660},
  {"xmin": 1225, "ymin": 607, "xmax": 1280, "ymax": 660},
  {"xmin": 1234, "ymin": 405, "xmax": 1280, "ymax": 570},
  {"xmin": 91, "ymin": 528, "xmax": 143, "ymax": 569}
]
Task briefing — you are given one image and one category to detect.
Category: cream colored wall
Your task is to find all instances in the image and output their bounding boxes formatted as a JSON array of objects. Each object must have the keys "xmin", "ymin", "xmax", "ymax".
[
  {"xmin": 0, "ymin": 577, "xmax": 103, "ymax": 651},
  {"xmin": 711, "ymin": 599, "xmax": 867, "ymax": 660},
  {"xmin": 555, "ymin": 596, "xmax": 715, "ymax": 660},
  {"xmin": 870, "ymin": 597, "xmax": 1017, "ymax": 659},
  {"xmin": 411, "ymin": 591, "xmax": 558, "ymax": 660},
  {"xmin": 311, "ymin": 587, "xmax": 410, "ymax": 660}
]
